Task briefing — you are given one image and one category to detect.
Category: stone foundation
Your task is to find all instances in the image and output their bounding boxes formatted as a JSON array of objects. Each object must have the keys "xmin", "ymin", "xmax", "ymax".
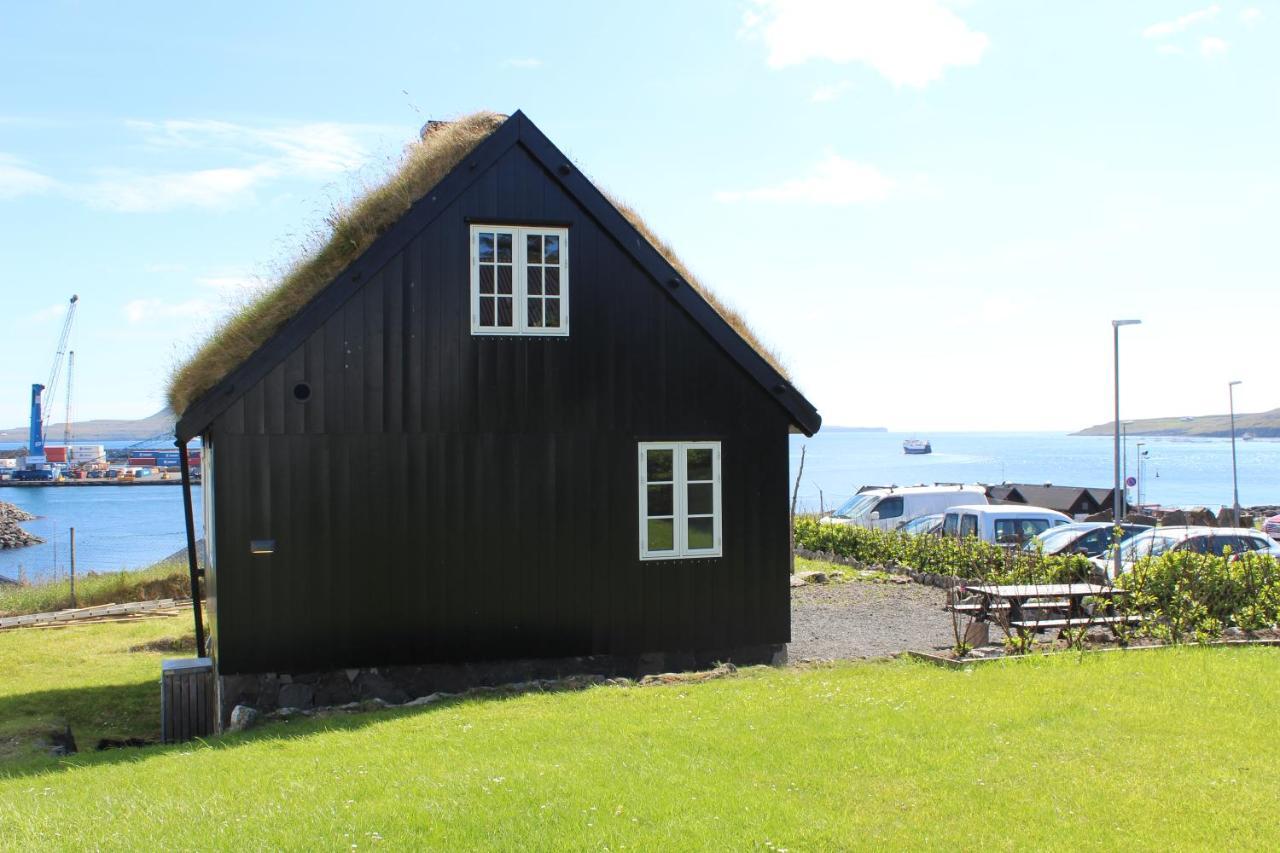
[{"xmin": 217, "ymin": 644, "xmax": 787, "ymax": 730}]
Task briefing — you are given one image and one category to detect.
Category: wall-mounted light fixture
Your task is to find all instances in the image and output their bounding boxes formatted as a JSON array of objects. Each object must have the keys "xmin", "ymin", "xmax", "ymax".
[{"xmin": 250, "ymin": 539, "xmax": 276, "ymax": 556}]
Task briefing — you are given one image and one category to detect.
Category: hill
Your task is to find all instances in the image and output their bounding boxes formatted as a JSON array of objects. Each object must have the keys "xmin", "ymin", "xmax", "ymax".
[
  {"xmin": 1073, "ymin": 407, "xmax": 1280, "ymax": 438},
  {"xmin": 0, "ymin": 408, "xmax": 175, "ymax": 443}
]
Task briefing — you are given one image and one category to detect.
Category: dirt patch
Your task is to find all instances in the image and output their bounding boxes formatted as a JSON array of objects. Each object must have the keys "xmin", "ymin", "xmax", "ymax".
[{"xmin": 789, "ymin": 577, "xmax": 956, "ymax": 661}]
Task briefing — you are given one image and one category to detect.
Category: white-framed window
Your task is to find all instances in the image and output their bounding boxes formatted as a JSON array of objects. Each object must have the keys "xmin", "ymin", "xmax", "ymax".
[
  {"xmin": 638, "ymin": 441, "xmax": 722, "ymax": 560},
  {"xmin": 470, "ymin": 224, "xmax": 569, "ymax": 336}
]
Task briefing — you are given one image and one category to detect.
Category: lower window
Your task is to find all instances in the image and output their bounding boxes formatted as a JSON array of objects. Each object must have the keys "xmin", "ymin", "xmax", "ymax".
[{"xmin": 638, "ymin": 441, "xmax": 722, "ymax": 560}]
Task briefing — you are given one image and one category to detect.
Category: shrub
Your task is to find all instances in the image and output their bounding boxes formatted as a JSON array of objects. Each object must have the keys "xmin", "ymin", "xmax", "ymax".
[
  {"xmin": 1120, "ymin": 550, "xmax": 1280, "ymax": 640},
  {"xmin": 792, "ymin": 517, "xmax": 1093, "ymax": 584}
]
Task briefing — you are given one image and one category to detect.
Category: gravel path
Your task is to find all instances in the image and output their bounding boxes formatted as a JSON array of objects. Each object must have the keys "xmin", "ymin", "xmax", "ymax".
[{"xmin": 789, "ymin": 579, "xmax": 957, "ymax": 661}]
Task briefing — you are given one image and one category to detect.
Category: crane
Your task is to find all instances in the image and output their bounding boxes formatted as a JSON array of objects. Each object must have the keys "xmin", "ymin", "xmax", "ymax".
[
  {"xmin": 26, "ymin": 294, "xmax": 78, "ymax": 468},
  {"xmin": 63, "ymin": 350, "xmax": 75, "ymax": 448}
]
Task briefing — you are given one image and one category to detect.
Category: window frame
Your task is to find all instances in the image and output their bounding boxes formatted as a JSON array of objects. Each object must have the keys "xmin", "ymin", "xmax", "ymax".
[
  {"xmin": 469, "ymin": 224, "xmax": 570, "ymax": 337},
  {"xmin": 637, "ymin": 441, "xmax": 723, "ymax": 561}
]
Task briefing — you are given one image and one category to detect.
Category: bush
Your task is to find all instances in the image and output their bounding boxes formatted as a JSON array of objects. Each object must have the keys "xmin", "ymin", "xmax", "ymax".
[
  {"xmin": 1120, "ymin": 551, "xmax": 1280, "ymax": 641},
  {"xmin": 792, "ymin": 517, "xmax": 1093, "ymax": 584}
]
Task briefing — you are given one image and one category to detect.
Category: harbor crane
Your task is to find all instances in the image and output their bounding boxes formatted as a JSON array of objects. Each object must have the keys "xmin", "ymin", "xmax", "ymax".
[{"xmin": 26, "ymin": 294, "xmax": 78, "ymax": 468}]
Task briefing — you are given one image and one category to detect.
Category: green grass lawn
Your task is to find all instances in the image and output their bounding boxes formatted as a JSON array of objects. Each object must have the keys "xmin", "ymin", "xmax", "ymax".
[
  {"xmin": 3, "ymin": 618, "xmax": 1280, "ymax": 849},
  {"xmin": 0, "ymin": 615, "xmax": 188, "ymax": 767}
]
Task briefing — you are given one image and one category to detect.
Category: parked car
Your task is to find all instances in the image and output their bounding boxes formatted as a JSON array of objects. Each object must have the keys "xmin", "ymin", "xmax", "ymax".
[
  {"xmin": 1094, "ymin": 526, "xmax": 1280, "ymax": 578},
  {"xmin": 823, "ymin": 485, "xmax": 988, "ymax": 531},
  {"xmin": 940, "ymin": 504, "xmax": 1072, "ymax": 546},
  {"xmin": 1024, "ymin": 522, "xmax": 1151, "ymax": 558},
  {"xmin": 899, "ymin": 513, "xmax": 945, "ymax": 537},
  {"xmin": 1264, "ymin": 514, "xmax": 1280, "ymax": 542}
]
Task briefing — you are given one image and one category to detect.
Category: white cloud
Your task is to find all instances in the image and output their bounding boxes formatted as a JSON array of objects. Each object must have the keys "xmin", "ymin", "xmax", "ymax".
[
  {"xmin": 85, "ymin": 165, "xmax": 271, "ymax": 212},
  {"xmin": 1240, "ymin": 7, "xmax": 1262, "ymax": 24},
  {"xmin": 25, "ymin": 303, "xmax": 68, "ymax": 322},
  {"xmin": 1142, "ymin": 4, "xmax": 1220, "ymax": 38},
  {"xmin": 810, "ymin": 80, "xmax": 854, "ymax": 102},
  {"xmin": 1200, "ymin": 35, "xmax": 1229, "ymax": 57},
  {"xmin": 715, "ymin": 152, "xmax": 895, "ymax": 205},
  {"xmin": 0, "ymin": 153, "xmax": 55, "ymax": 198},
  {"xmin": 76, "ymin": 119, "xmax": 383, "ymax": 212},
  {"xmin": 123, "ymin": 297, "xmax": 215, "ymax": 325},
  {"xmin": 503, "ymin": 58, "xmax": 543, "ymax": 69},
  {"xmin": 1157, "ymin": 44, "xmax": 1185, "ymax": 55},
  {"xmin": 741, "ymin": 0, "xmax": 989, "ymax": 88}
]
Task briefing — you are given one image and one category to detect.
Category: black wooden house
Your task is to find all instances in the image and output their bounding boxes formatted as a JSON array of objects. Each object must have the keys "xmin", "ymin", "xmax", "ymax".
[{"xmin": 173, "ymin": 111, "xmax": 820, "ymax": 718}]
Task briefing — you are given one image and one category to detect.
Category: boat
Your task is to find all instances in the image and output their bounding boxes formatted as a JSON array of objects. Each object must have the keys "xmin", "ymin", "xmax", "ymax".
[
  {"xmin": 1242, "ymin": 432, "xmax": 1255, "ymax": 442},
  {"xmin": 903, "ymin": 439, "xmax": 932, "ymax": 455}
]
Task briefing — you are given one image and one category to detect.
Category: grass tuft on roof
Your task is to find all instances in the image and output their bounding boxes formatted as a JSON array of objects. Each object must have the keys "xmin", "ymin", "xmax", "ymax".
[{"xmin": 167, "ymin": 111, "xmax": 789, "ymax": 416}]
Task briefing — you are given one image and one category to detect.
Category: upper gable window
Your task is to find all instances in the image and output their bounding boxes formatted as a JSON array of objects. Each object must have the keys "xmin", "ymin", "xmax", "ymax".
[{"xmin": 470, "ymin": 224, "xmax": 569, "ymax": 336}]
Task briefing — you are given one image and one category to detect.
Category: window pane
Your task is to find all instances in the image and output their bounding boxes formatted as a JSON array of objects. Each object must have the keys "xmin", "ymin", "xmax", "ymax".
[
  {"xmin": 686, "ymin": 448, "xmax": 713, "ymax": 481},
  {"xmin": 478, "ymin": 232, "xmax": 494, "ymax": 262},
  {"xmin": 688, "ymin": 517, "xmax": 714, "ymax": 550},
  {"xmin": 646, "ymin": 448, "xmax": 673, "ymax": 482},
  {"xmin": 479, "ymin": 266, "xmax": 494, "ymax": 295},
  {"xmin": 646, "ymin": 484, "xmax": 673, "ymax": 516},
  {"xmin": 497, "ymin": 266, "xmax": 512, "ymax": 295},
  {"xmin": 527, "ymin": 266, "xmax": 542, "ymax": 295},
  {"xmin": 545, "ymin": 268, "xmax": 560, "ymax": 295},
  {"xmin": 527, "ymin": 298, "xmax": 543, "ymax": 327},
  {"xmin": 687, "ymin": 483, "xmax": 713, "ymax": 515},
  {"xmin": 497, "ymin": 297, "xmax": 513, "ymax": 327},
  {"xmin": 544, "ymin": 234, "xmax": 560, "ymax": 264},
  {"xmin": 479, "ymin": 297, "xmax": 494, "ymax": 327},
  {"xmin": 497, "ymin": 233, "xmax": 512, "ymax": 262},
  {"xmin": 526, "ymin": 234, "xmax": 542, "ymax": 263},
  {"xmin": 648, "ymin": 518, "xmax": 674, "ymax": 551},
  {"xmin": 545, "ymin": 298, "xmax": 560, "ymax": 328}
]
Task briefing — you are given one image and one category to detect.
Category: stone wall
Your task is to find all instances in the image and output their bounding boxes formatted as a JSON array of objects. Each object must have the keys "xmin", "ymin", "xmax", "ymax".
[{"xmin": 217, "ymin": 644, "xmax": 786, "ymax": 730}]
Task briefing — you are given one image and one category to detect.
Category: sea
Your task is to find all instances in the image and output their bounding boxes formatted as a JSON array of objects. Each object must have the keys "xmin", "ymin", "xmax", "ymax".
[{"xmin": 1, "ymin": 431, "xmax": 1276, "ymax": 582}]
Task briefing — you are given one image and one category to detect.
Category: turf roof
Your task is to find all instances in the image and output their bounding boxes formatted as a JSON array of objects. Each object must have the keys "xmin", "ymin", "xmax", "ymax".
[{"xmin": 166, "ymin": 111, "xmax": 790, "ymax": 416}]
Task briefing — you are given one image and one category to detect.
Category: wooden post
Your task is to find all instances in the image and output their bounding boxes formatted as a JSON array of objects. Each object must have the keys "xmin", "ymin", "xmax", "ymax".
[
  {"xmin": 69, "ymin": 527, "xmax": 76, "ymax": 608},
  {"xmin": 178, "ymin": 440, "xmax": 206, "ymax": 656}
]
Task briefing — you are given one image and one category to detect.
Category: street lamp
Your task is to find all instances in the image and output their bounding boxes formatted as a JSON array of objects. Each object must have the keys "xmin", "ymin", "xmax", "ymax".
[
  {"xmin": 1229, "ymin": 380, "xmax": 1242, "ymax": 527},
  {"xmin": 1136, "ymin": 441, "xmax": 1146, "ymax": 509},
  {"xmin": 1122, "ymin": 421, "xmax": 1134, "ymax": 517},
  {"xmin": 1112, "ymin": 319, "xmax": 1141, "ymax": 580}
]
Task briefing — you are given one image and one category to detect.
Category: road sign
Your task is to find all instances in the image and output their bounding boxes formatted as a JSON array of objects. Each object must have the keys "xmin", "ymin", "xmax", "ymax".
[{"xmin": 1126, "ymin": 476, "xmax": 1137, "ymax": 487}]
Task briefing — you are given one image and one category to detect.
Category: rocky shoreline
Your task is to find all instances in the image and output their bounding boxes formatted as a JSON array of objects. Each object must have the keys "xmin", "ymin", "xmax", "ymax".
[{"xmin": 0, "ymin": 501, "xmax": 42, "ymax": 549}]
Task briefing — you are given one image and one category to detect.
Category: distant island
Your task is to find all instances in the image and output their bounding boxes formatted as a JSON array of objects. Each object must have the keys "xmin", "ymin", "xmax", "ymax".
[
  {"xmin": 0, "ymin": 408, "xmax": 175, "ymax": 443},
  {"xmin": 1073, "ymin": 408, "xmax": 1280, "ymax": 438}
]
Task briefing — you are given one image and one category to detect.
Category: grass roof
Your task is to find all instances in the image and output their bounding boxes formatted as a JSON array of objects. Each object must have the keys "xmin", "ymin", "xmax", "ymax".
[{"xmin": 167, "ymin": 111, "xmax": 789, "ymax": 415}]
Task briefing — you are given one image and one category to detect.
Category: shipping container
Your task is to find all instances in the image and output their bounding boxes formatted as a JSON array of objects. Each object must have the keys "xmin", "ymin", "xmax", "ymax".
[{"xmin": 44, "ymin": 446, "xmax": 68, "ymax": 463}]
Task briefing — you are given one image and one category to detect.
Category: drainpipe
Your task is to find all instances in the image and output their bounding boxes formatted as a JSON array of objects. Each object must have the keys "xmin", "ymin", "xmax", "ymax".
[{"xmin": 177, "ymin": 439, "xmax": 206, "ymax": 656}]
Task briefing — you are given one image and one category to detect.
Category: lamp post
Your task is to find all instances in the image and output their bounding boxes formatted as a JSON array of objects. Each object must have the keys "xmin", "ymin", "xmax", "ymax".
[
  {"xmin": 1112, "ymin": 319, "xmax": 1141, "ymax": 580},
  {"xmin": 1229, "ymin": 380, "xmax": 1242, "ymax": 527},
  {"xmin": 1136, "ymin": 441, "xmax": 1146, "ymax": 509},
  {"xmin": 1122, "ymin": 421, "xmax": 1133, "ymax": 517}
]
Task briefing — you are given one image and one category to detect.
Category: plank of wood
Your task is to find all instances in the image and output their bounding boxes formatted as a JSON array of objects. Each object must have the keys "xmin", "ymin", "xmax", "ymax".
[{"xmin": 1008, "ymin": 615, "xmax": 1143, "ymax": 628}]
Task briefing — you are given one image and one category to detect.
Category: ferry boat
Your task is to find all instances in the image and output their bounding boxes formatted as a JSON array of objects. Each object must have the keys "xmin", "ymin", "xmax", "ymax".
[{"xmin": 903, "ymin": 438, "xmax": 932, "ymax": 455}]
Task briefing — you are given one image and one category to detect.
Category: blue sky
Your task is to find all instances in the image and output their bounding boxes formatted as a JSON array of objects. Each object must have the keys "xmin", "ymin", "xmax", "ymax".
[{"xmin": 1, "ymin": 1, "xmax": 1275, "ymax": 432}]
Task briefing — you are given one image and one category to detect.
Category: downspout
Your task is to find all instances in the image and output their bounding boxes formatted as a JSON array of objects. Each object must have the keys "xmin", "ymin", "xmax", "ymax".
[{"xmin": 177, "ymin": 438, "xmax": 207, "ymax": 656}]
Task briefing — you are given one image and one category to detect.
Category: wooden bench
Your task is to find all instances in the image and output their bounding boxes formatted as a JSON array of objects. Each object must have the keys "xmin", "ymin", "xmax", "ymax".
[
  {"xmin": 948, "ymin": 601, "xmax": 1061, "ymax": 613},
  {"xmin": 1007, "ymin": 615, "xmax": 1142, "ymax": 629}
]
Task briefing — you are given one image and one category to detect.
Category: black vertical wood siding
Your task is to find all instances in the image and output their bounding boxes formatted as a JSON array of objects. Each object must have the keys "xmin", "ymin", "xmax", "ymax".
[{"xmin": 207, "ymin": 143, "xmax": 794, "ymax": 675}]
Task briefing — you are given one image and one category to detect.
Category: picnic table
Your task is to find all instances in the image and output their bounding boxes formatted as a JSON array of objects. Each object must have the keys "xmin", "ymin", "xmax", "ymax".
[{"xmin": 948, "ymin": 583, "xmax": 1140, "ymax": 637}]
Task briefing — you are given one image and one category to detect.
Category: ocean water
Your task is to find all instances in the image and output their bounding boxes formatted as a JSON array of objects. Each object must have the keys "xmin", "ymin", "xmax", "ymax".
[
  {"xmin": 2, "ymin": 431, "xmax": 1275, "ymax": 583},
  {"xmin": 789, "ymin": 430, "xmax": 1280, "ymax": 515}
]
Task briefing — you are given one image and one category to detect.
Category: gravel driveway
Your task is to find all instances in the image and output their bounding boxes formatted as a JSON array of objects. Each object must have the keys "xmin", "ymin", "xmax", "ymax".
[{"xmin": 789, "ymin": 579, "xmax": 957, "ymax": 661}]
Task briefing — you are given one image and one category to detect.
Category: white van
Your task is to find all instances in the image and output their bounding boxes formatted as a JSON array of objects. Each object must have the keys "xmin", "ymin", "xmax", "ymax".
[
  {"xmin": 823, "ymin": 485, "xmax": 990, "ymax": 531},
  {"xmin": 941, "ymin": 504, "xmax": 1072, "ymax": 546}
]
